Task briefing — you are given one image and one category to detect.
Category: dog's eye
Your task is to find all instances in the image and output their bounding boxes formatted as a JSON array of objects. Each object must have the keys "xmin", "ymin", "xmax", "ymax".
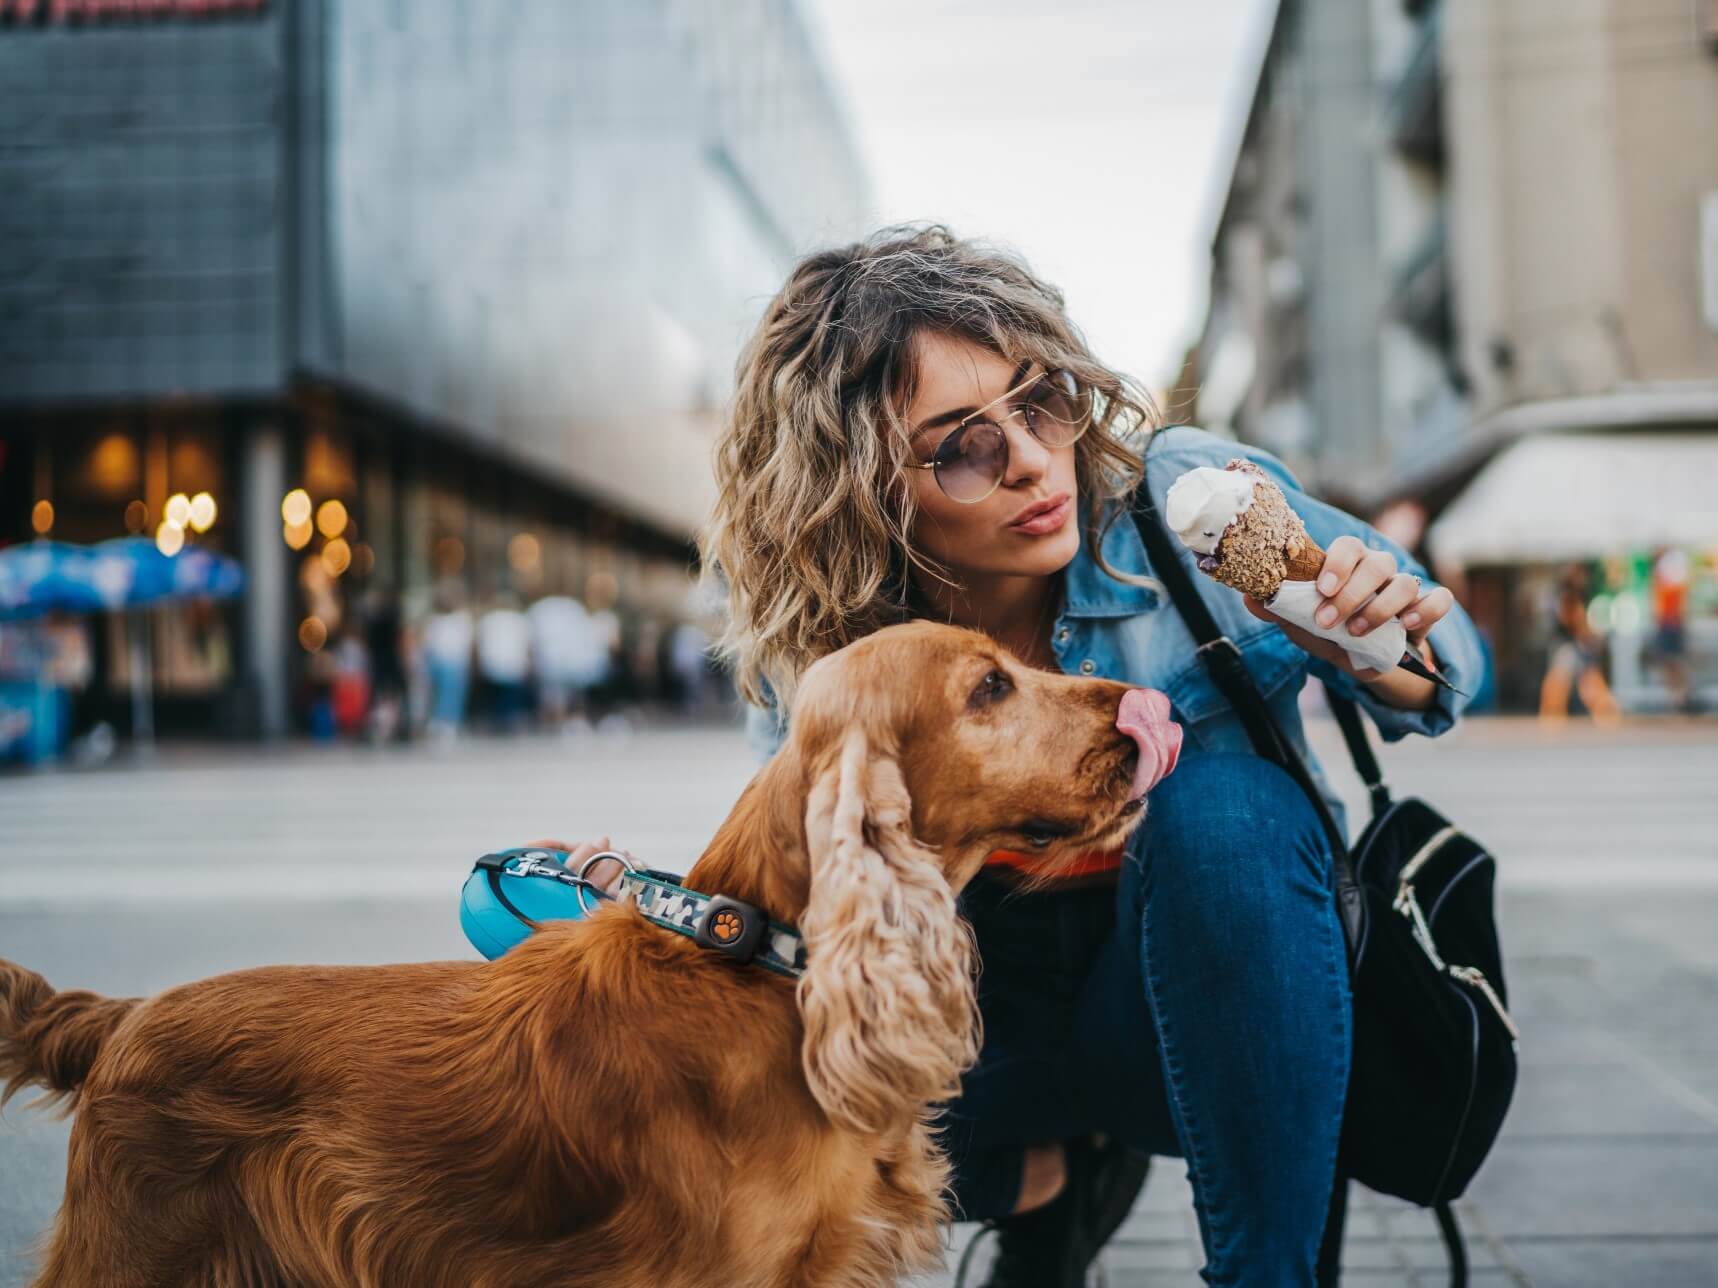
[
  {"xmin": 1018, "ymin": 819, "xmax": 1074, "ymax": 848},
  {"xmin": 969, "ymin": 668, "xmax": 1013, "ymax": 709}
]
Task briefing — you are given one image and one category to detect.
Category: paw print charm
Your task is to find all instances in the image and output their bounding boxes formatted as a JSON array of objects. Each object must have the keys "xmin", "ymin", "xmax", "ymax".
[
  {"xmin": 694, "ymin": 895, "xmax": 766, "ymax": 963},
  {"xmin": 709, "ymin": 909, "xmax": 744, "ymax": 944}
]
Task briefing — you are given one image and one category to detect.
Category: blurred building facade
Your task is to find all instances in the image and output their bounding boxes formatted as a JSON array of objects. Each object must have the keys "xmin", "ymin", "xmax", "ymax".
[
  {"xmin": 0, "ymin": 0, "xmax": 868, "ymax": 739},
  {"xmin": 1197, "ymin": 0, "xmax": 1718, "ymax": 710}
]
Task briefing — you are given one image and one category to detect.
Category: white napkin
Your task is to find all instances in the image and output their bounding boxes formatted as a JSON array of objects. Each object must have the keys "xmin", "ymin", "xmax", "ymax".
[{"xmin": 1265, "ymin": 580, "xmax": 1407, "ymax": 674}]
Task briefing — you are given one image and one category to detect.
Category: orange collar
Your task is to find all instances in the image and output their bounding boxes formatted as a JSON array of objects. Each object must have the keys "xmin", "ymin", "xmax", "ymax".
[{"xmin": 984, "ymin": 848, "xmax": 1125, "ymax": 880}]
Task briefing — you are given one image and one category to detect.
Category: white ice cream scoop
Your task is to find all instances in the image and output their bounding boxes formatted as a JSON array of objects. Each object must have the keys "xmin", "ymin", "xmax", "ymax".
[{"xmin": 1164, "ymin": 466, "xmax": 1257, "ymax": 556}]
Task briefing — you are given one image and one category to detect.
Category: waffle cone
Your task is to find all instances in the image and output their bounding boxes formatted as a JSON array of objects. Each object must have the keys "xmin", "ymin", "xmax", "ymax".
[{"xmin": 1283, "ymin": 534, "xmax": 1327, "ymax": 583}]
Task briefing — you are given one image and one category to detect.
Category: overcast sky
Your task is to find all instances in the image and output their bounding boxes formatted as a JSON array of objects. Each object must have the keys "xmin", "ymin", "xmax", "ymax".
[{"xmin": 801, "ymin": 0, "xmax": 1273, "ymax": 392}]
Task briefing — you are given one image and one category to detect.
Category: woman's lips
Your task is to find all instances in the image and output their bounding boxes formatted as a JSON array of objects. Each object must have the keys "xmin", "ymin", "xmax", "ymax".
[
  {"xmin": 1115, "ymin": 688, "xmax": 1183, "ymax": 800},
  {"xmin": 1010, "ymin": 495, "xmax": 1072, "ymax": 536}
]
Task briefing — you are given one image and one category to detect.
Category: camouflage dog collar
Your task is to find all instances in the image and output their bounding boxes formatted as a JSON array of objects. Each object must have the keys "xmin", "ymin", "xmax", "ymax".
[{"xmin": 618, "ymin": 870, "xmax": 807, "ymax": 980}]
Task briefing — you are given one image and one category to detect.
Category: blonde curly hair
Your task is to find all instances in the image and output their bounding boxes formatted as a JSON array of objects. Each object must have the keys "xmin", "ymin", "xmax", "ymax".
[{"xmin": 700, "ymin": 223, "xmax": 1162, "ymax": 711}]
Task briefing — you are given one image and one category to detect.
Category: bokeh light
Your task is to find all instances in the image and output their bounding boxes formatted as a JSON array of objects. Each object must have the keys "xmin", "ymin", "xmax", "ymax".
[
  {"xmin": 1586, "ymin": 594, "xmax": 1613, "ymax": 635},
  {"xmin": 124, "ymin": 500, "xmax": 148, "ymax": 533},
  {"xmin": 352, "ymin": 542, "xmax": 375, "ymax": 577},
  {"xmin": 281, "ymin": 488, "xmax": 312, "ymax": 526},
  {"xmin": 155, "ymin": 522, "xmax": 185, "ymax": 557},
  {"xmin": 164, "ymin": 493, "xmax": 191, "ymax": 529},
  {"xmin": 320, "ymin": 537, "xmax": 352, "ymax": 577},
  {"xmin": 316, "ymin": 499, "xmax": 349, "ymax": 539},
  {"xmin": 30, "ymin": 500, "xmax": 53, "ymax": 535},
  {"xmin": 298, "ymin": 616, "xmax": 328, "ymax": 652},
  {"xmin": 284, "ymin": 518, "xmax": 314, "ymax": 550},
  {"xmin": 188, "ymin": 492, "xmax": 217, "ymax": 532}
]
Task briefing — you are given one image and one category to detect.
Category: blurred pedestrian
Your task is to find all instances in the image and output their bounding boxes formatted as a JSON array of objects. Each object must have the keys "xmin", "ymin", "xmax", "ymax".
[
  {"xmin": 363, "ymin": 588, "xmax": 408, "ymax": 743},
  {"xmin": 526, "ymin": 594, "xmax": 604, "ymax": 731},
  {"xmin": 303, "ymin": 633, "xmax": 338, "ymax": 741},
  {"xmin": 422, "ymin": 584, "xmax": 473, "ymax": 742},
  {"xmin": 1649, "ymin": 548, "xmax": 1693, "ymax": 713},
  {"xmin": 476, "ymin": 595, "xmax": 531, "ymax": 733},
  {"xmin": 1539, "ymin": 567, "xmax": 1621, "ymax": 725},
  {"xmin": 584, "ymin": 594, "xmax": 625, "ymax": 731},
  {"xmin": 401, "ymin": 616, "xmax": 429, "ymax": 736},
  {"xmin": 329, "ymin": 623, "xmax": 372, "ymax": 737},
  {"xmin": 628, "ymin": 618, "xmax": 664, "ymax": 706},
  {"xmin": 668, "ymin": 620, "xmax": 713, "ymax": 717}
]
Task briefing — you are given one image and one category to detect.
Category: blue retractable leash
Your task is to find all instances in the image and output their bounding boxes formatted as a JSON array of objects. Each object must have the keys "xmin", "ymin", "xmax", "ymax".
[
  {"xmin": 459, "ymin": 847, "xmax": 808, "ymax": 979},
  {"xmin": 459, "ymin": 847, "xmax": 630, "ymax": 958}
]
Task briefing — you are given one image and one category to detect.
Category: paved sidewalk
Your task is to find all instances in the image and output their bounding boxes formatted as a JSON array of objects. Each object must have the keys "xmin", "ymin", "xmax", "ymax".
[{"xmin": 4, "ymin": 718, "xmax": 1717, "ymax": 1286}]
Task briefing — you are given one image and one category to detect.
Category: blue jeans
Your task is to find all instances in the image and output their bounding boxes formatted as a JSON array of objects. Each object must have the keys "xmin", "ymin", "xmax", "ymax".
[
  {"xmin": 938, "ymin": 753, "xmax": 1352, "ymax": 1286},
  {"xmin": 428, "ymin": 658, "xmax": 470, "ymax": 729}
]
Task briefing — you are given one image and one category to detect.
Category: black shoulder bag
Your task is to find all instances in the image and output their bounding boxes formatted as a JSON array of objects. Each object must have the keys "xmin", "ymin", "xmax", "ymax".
[{"xmin": 1132, "ymin": 492, "xmax": 1518, "ymax": 1288}]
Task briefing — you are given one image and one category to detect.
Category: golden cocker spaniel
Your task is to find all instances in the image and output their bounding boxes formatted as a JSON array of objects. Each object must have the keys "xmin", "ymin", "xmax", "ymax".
[{"xmin": 1, "ymin": 621, "xmax": 1182, "ymax": 1288}]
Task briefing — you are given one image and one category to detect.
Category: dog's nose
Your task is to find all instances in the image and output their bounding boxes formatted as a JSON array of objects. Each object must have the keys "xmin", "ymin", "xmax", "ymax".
[{"xmin": 1116, "ymin": 688, "xmax": 1182, "ymax": 799}]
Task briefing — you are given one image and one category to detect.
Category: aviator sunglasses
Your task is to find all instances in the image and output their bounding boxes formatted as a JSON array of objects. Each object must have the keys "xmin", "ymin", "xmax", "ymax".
[{"xmin": 904, "ymin": 367, "xmax": 1092, "ymax": 503}]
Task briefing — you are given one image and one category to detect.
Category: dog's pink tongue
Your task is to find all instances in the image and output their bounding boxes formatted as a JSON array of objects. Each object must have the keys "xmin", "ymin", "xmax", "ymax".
[{"xmin": 1116, "ymin": 688, "xmax": 1182, "ymax": 799}]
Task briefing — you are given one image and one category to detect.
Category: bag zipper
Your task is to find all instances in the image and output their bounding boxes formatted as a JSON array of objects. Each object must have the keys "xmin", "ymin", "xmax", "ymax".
[
  {"xmin": 1393, "ymin": 829, "xmax": 1522, "ymax": 1045},
  {"xmin": 1394, "ymin": 882, "xmax": 1446, "ymax": 970},
  {"xmin": 1448, "ymin": 964, "xmax": 1522, "ymax": 1042}
]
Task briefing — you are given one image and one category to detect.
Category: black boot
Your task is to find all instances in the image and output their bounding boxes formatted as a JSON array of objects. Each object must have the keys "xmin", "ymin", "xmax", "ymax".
[{"xmin": 955, "ymin": 1135, "xmax": 1151, "ymax": 1288}]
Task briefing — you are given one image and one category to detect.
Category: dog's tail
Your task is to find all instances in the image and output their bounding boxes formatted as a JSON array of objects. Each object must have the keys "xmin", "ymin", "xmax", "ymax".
[{"xmin": 0, "ymin": 960, "xmax": 138, "ymax": 1113}]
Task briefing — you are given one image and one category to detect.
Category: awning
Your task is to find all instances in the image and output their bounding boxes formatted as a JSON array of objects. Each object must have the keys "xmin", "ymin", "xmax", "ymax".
[
  {"xmin": 1427, "ymin": 431, "xmax": 1718, "ymax": 566},
  {"xmin": 0, "ymin": 0, "xmax": 266, "ymax": 23}
]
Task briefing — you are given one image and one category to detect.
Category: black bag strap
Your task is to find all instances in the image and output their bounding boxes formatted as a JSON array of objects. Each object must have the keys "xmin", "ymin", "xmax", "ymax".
[
  {"xmin": 1328, "ymin": 687, "xmax": 1391, "ymax": 816},
  {"xmin": 1129, "ymin": 489, "xmax": 1364, "ymax": 952},
  {"xmin": 1131, "ymin": 487, "xmax": 1474, "ymax": 1287}
]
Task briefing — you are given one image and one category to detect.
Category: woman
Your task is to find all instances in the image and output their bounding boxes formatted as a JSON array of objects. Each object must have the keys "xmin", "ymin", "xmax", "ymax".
[{"xmin": 554, "ymin": 225, "xmax": 1484, "ymax": 1287}]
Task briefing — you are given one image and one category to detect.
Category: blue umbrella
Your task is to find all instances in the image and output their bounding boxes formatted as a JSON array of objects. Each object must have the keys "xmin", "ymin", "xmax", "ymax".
[
  {"xmin": 0, "ymin": 541, "xmax": 108, "ymax": 620},
  {"xmin": 104, "ymin": 537, "xmax": 245, "ymax": 606},
  {"xmin": 0, "ymin": 537, "xmax": 243, "ymax": 621},
  {"xmin": 0, "ymin": 537, "xmax": 245, "ymax": 750}
]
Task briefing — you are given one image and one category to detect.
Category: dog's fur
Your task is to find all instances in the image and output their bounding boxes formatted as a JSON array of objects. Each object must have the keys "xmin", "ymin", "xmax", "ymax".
[{"xmin": 0, "ymin": 622, "xmax": 1156, "ymax": 1288}]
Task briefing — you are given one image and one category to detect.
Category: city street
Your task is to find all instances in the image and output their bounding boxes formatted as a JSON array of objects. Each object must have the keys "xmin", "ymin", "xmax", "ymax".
[{"xmin": 3, "ymin": 716, "xmax": 1717, "ymax": 1287}]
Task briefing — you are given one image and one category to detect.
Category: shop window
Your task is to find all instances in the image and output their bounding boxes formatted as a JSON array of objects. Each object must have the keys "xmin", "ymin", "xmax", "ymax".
[
  {"xmin": 77, "ymin": 428, "xmax": 142, "ymax": 502},
  {"xmin": 46, "ymin": 417, "xmax": 146, "ymax": 543},
  {"xmin": 305, "ymin": 428, "xmax": 358, "ymax": 498}
]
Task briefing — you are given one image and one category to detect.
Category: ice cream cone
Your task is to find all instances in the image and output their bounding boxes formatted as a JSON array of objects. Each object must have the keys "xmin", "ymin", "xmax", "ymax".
[
  {"xmin": 1167, "ymin": 460, "xmax": 1457, "ymax": 688},
  {"xmin": 1199, "ymin": 462, "xmax": 1317, "ymax": 600}
]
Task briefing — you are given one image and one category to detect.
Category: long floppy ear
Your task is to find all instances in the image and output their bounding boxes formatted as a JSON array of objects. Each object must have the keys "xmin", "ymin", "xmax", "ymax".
[{"xmin": 797, "ymin": 725, "xmax": 979, "ymax": 1134}]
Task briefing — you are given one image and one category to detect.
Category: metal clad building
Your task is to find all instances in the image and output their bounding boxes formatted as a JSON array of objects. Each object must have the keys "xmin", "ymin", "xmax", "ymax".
[
  {"xmin": 0, "ymin": 0, "xmax": 870, "ymax": 743},
  {"xmin": 0, "ymin": 5, "xmax": 286, "ymax": 400},
  {"xmin": 327, "ymin": 0, "xmax": 868, "ymax": 535}
]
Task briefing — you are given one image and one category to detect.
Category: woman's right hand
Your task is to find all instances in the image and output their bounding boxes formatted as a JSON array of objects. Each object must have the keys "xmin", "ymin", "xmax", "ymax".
[{"xmin": 524, "ymin": 836, "xmax": 634, "ymax": 895}]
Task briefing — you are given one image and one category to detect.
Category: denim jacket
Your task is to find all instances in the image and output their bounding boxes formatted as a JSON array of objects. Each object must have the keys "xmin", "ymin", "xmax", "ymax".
[{"xmin": 744, "ymin": 426, "xmax": 1488, "ymax": 839}]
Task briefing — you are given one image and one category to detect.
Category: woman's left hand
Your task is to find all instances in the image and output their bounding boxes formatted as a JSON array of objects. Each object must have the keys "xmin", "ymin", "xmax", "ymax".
[{"xmin": 1242, "ymin": 535, "xmax": 1454, "ymax": 687}]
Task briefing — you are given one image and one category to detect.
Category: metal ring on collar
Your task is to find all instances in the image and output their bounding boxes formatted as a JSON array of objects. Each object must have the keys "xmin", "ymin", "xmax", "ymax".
[{"xmin": 574, "ymin": 849, "xmax": 639, "ymax": 915}]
